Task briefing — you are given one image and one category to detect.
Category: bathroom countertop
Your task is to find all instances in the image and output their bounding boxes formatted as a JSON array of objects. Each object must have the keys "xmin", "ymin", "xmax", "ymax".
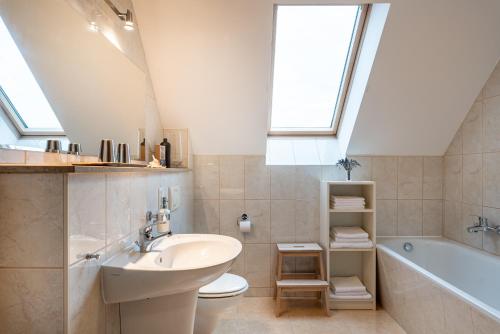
[{"xmin": 0, "ymin": 164, "xmax": 190, "ymax": 174}]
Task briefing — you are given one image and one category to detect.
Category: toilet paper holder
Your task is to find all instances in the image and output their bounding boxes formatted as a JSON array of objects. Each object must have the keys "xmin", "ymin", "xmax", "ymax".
[{"xmin": 237, "ymin": 213, "xmax": 249, "ymax": 226}]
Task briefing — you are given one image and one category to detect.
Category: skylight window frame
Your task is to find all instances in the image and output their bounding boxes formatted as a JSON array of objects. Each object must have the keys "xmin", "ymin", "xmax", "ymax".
[
  {"xmin": 268, "ymin": 4, "xmax": 369, "ymax": 136},
  {"xmin": 0, "ymin": 86, "xmax": 65, "ymax": 136}
]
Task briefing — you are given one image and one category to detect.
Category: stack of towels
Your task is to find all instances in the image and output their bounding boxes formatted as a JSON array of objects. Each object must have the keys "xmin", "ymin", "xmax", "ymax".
[
  {"xmin": 330, "ymin": 196, "xmax": 366, "ymax": 210},
  {"xmin": 330, "ymin": 226, "xmax": 373, "ymax": 249},
  {"xmin": 330, "ymin": 276, "xmax": 372, "ymax": 300}
]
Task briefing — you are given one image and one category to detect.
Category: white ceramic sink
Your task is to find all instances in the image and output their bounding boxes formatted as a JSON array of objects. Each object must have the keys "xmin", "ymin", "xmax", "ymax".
[{"xmin": 101, "ymin": 234, "xmax": 242, "ymax": 304}]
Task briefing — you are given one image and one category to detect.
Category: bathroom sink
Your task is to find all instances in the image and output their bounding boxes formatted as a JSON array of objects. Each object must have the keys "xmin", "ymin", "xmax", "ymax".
[{"xmin": 101, "ymin": 234, "xmax": 242, "ymax": 304}]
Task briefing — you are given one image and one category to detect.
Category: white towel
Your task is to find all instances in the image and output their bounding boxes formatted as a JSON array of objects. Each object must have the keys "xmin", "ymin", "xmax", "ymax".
[
  {"xmin": 330, "ymin": 196, "xmax": 365, "ymax": 201},
  {"xmin": 332, "ymin": 237, "xmax": 369, "ymax": 243},
  {"xmin": 330, "ymin": 239, "xmax": 373, "ymax": 249},
  {"xmin": 330, "ymin": 292, "xmax": 372, "ymax": 300},
  {"xmin": 332, "ymin": 226, "xmax": 369, "ymax": 239},
  {"xmin": 330, "ymin": 276, "xmax": 366, "ymax": 293}
]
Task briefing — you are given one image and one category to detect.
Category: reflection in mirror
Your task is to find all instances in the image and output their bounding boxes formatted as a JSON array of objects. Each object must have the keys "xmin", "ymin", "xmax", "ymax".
[{"xmin": 0, "ymin": 0, "xmax": 161, "ymax": 160}]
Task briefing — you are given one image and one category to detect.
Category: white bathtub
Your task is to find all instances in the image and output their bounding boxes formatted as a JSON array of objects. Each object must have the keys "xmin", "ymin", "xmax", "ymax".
[{"xmin": 377, "ymin": 237, "xmax": 500, "ymax": 333}]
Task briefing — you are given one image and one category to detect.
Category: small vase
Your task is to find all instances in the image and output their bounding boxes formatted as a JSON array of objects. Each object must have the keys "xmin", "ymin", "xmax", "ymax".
[{"xmin": 347, "ymin": 170, "xmax": 351, "ymax": 181}]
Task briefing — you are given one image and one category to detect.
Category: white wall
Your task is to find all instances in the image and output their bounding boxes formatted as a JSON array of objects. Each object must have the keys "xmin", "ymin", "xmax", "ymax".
[{"xmin": 135, "ymin": 0, "xmax": 500, "ymax": 156}]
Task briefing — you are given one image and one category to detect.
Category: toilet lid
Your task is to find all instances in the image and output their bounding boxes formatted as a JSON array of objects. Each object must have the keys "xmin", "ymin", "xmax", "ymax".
[{"xmin": 199, "ymin": 273, "xmax": 248, "ymax": 296}]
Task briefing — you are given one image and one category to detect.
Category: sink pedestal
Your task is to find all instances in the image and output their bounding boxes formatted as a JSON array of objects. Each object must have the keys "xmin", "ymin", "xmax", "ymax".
[{"xmin": 120, "ymin": 290, "xmax": 198, "ymax": 334}]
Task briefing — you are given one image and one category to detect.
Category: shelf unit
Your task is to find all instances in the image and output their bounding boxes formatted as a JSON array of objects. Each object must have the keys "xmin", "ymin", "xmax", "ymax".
[{"xmin": 320, "ymin": 181, "xmax": 376, "ymax": 310}]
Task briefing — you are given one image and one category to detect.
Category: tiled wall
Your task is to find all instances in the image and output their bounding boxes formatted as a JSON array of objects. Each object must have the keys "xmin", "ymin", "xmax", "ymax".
[
  {"xmin": 193, "ymin": 155, "xmax": 443, "ymax": 296},
  {"xmin": 67, "ymin": 170, "xmax": 193, "ymax": 333},
  {"xmin": 443, "ymin": 61, "xmax": 500, "ymax": 256},
  {"xmin": 0, "ymin": 174, "xmax": 65, "ymax": 333}
]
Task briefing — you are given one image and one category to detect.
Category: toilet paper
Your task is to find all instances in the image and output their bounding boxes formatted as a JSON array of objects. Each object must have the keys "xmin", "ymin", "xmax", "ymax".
[{"xmin": 239, "ymin": 219, "xmax": 252, "ymax": 233}]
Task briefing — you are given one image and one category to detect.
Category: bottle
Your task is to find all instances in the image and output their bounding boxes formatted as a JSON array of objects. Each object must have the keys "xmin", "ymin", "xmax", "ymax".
[
  {"xmin": 157, "ymin": 196, "xmax": 171, "ymax": 234},
  {"xmin": 139, "ymin": 138, "xmax": 145, "ymax": 161},
  {"xmin": 160, "ymin": 138, "xmax": 171, "ymax": 168}
]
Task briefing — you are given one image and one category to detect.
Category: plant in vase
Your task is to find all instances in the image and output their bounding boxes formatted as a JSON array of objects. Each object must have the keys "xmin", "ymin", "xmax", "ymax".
[{"xmin": 336, "ymin": 158, "xmax": 361, "ymax": 181}]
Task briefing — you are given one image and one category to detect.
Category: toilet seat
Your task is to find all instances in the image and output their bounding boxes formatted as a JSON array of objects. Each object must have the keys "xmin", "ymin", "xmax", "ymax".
[{"xmin": 198, "ymin": 273, "xmax": 248, "ymax": 298}]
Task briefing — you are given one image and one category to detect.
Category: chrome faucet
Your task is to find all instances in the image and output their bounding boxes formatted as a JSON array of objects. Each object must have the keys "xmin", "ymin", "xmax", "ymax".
[
  {"xmin": 467, "ymin": 215, "xmax": 500, "ymax": 234},
  {"xmin": 135, "ymin": 211, "xmax": 172, "ymax": 253}
]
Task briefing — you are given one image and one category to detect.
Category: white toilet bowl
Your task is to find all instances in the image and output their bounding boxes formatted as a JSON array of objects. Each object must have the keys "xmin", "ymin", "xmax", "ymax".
[{"xmin": 194, "ymin": 273, "xmax": 248, "ymax": 334}]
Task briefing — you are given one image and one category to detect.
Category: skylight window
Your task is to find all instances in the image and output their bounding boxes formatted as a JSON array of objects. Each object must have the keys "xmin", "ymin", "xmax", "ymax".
[
  {"xmin": 269, "ymin": 5, "xmax": 367, "ymax": 135},
  {"xmin": 0, "ymin": 16, "xmax": 63, "ymax": 135}
]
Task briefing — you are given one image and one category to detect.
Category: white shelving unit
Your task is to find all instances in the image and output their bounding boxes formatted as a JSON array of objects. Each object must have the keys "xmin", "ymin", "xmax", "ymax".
[{"xmin": 320, "ymin": 181, "xmax": 376, "ymax": 310}]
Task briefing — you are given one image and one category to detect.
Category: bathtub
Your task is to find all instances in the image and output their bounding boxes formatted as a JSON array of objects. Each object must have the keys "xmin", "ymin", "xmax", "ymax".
[{"xmin": 377, "ymin": 237, "xmax": 500, "ymax": 334}]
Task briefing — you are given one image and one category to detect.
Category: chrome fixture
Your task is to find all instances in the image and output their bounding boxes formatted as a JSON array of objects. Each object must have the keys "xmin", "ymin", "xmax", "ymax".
[
  {"xmin": 45, "ymin": 139, "xmax": 62, "ymax": 153},
  {"xmin": 104, "ymin": 0, "xmax": 134, "ymax": 31},
  {"xmin": 135, "ymin": 211, "xmax": 172, "ymax": 253},
  {"xmin": 403, "ymin": 242, "xmax": 413, "ymax": 252},
  {"xmin": 467, "ymin": 215, "xmax": 500, "ymax": 234},
  {"xmin": 68, "ymin": 143, "xmax": 82, "ymax": 155},
  {"xmin": 85, "ymin": 253, "xmax": 101, "ymax": 260},
  {"xmin": 99, "ymin": 139, "xmax": 115, "ymax": 162},
  {"xmin": 116, "ymin": 143, "xmax": 131, "ymax": 163}
]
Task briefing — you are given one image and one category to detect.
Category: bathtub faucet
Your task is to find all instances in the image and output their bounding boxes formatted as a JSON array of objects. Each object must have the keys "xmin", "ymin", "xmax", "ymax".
[{"xmin": 467, "ymin": 216, "xmax": 500, "ymax": 235}]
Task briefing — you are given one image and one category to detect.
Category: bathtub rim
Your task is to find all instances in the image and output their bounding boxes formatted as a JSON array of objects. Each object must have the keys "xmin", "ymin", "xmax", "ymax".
[{"xmin": 377, "ymin": 236, "xmax": 500, "ymax": 323}]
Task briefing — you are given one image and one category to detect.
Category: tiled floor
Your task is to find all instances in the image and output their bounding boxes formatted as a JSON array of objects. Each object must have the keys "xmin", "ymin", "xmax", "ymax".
[{"xmin": 213, "ymin": 297, "xmax": 406, "ymax": 334}]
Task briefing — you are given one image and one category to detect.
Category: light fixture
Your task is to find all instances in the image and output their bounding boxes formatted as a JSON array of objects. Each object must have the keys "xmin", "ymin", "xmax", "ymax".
[
  {"xmin": 104, "ymin": 0, "xmax": 134, "ymax": 31},
  {"xmin": 88, "ymin": 20, "xmax": 99, "ymax": 32}
]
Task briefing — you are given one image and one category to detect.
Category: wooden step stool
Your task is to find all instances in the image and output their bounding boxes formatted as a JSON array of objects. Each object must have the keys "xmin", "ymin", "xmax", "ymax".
[{"xmin": 275, "ymin": 243, "xmax": 330, "ymax": 317}]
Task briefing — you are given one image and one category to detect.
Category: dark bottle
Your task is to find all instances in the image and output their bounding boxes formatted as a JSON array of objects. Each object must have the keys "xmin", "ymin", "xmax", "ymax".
[{"xmin": 160, "ymin": 138, "xmax": 171, "ymax": 167}]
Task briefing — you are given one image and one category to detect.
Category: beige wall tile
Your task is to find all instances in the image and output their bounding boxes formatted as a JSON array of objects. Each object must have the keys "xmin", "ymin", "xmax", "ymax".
[
  {"xmin": 106, "ymin": 174, "xmax": 131, "ymax": 245},
  {"xmin": 445, "ymin": 128, "xmax": 462, "ymax": 156},
  {"xmin": 483, "ymin": 95, "xmax": 500, "ymax": 152},
  {"xmin": 194, "ymin": 155, "xmax": 219, "ymax": 199},
  {"xmin": 482, "ymin": 206, "xmax": 500, "ymax": 255},
  {"xmin": 229, "ymin": 245, "xmax": 245, "ymax": 276},
  {"xmin": 397, "ymin": 200, "xmax": 422, "ymax": 236},
  {"xmin": 423, "ymin": 200, "xmax": 443, "ymax": 236},
  {"xmin": 245, "ymin": 244, "xmax": 270, "ymax": 288},
  {"xmin": 377, "ymin": 200, "xmax": 397, "ymax": 236},
  {"xmin": 0, "ymin": 148, "xmax": 25, "ymax": 163},
  {"xmin": 270, "ymin": 166, "xmax": 295, "ymax": 199},
  {"xmin": 68, "ymin": 258, "xmax": 105, "ymax": 334},
  {"xmin": 220, "ymin": 155, "xmax": 244, "ymax": 199},
  {"xmin": 444, "ymin": 200, "xmax": 462, "ymax": 242},
  {"xmin": 244, "ymin": 156, "xmax": 270, "ymax": 199},
  {"xmin": 372, "ymin": 157, "xmax": 397, "ymax": 199},
  {"xmin": 194, "ymin": 199, "xmax": 220, "ymax": 234},
  {"xmin": 423, "ymin": 157, "xmax": 443, "ymax": 199},
  {"xmin": 25, "ymin": 151, "xmax": 67, "ymax": 165},
  {"xmin": 294, "ymin": 199, "xmax": 319, "ymax": 242},
  {"xmin": 462, "ymin": 103, "xmax": 483, "ymax": 154},
  {"xmin": 483, "ymin": 152, "xmax": 500, "ymax": 208},
  {"xmin": 295, "ymin": 166, "xmax": 320, "ymax": 200},
  {"xmin": 482, "ymin": 62, "xmax": 500, "ymax": 99},
  {"xmin": 67, "ymin": 174, "xmax": 106, "ymax": 265},
  {"xmin": 220, "ymin": 200, "xmax": 244, "ymax": 242},
  {"xmin": 129, "ymin": 174, "xmax": 148, "ymax": 239},
  {"xmin": 0, "ymin": 269, "xmax": 63, "ymax": 333},
  {"xmin": 443, "ymin": 292, "xmax": 474, "ymax": 334},
  {"xmin": 0, "ymin": 174, "xmax": 64, "ymax": 267},
  {"xmin": 444, "ymin": 155, "xmax": 462, "ymax": 202},
  {"xmin": 471, "ymin": 303, "xmax": 500, "ymax": 334},
  {"xmin": 461, "ymin": 203, "xmax": 482, "ymax": 249},
  {"xmin": 348, "ymin": 156, "xmax": 372, "ymax": 181},
  {"xmin": 462, "ymin": 154, "xmax": 482, "ymax": 205},
  {"xmin": 105, "ymin": 304, "xmax": 120, "ymax": 334},
  {"xmin": 270, "ymin": 200, "xmax": 295, "ymax": 243},
  {"xmin": 398, "ymin": 157, "xmax": 423, "ymax": 199},
  {"xmin": 244, "ymin": 200, "xmax": 271, "ymax": 244},
  {"xmin": 321, "ymin": 165, "xmax": 345, "ymax": 181}
]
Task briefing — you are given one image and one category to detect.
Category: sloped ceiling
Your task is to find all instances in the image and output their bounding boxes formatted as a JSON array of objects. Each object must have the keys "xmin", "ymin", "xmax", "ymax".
[{"xmin": 133, "ymin": 0, "xmax": 500, "ymax": 156}]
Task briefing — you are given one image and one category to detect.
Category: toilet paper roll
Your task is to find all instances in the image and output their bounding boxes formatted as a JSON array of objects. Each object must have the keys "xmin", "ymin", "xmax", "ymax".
[{"xmin": 239, "ymin": 219, "xmax": 252, "ymax": 233}]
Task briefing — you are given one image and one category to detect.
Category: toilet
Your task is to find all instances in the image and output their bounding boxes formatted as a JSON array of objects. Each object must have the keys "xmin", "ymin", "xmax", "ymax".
[{"xmin": 194, "ymin": 273, "xmax": 249, "ymax": 334}]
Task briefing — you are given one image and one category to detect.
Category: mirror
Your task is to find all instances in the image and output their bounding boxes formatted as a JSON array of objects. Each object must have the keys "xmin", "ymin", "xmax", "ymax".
[{"xmin": 0, "ymin": 0, "xmax": 149, "ymax": 159}]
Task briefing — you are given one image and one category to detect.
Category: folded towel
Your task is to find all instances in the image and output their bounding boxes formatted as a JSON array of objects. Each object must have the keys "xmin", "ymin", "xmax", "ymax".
[
  {"xmin": 332, "ymin": 237, "xmax": 370, "ymax": 243},
  {"xmin": 330, "ymin": 239, "xmax": 373, "ymax": 249},
  {"xmin": 332, "ymin": 290, "xmax": 369, "ymax": 296},
  {"xmin": 330, "ymin": 291, "xmax": 372, "ymax": 300},
  {"xmin": 331, "ymin": 226, "xmax": 369, "ymax": 239},
  {"xmin": 330, "ymin": 196, "xmax": 365, "ymax": 201},
  {"xmin": 330, "ymin": 276, "xmax": 366, "ymax": 293}
]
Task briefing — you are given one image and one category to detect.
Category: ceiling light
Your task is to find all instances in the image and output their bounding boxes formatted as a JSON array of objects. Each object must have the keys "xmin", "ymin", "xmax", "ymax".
[
  {"xmin": 104, "ymin": 0, "xmax": 135, "ymax": 31},
  {"xmin": 88, "ymin": 21, "xmax": 99, "ymax": 32}
]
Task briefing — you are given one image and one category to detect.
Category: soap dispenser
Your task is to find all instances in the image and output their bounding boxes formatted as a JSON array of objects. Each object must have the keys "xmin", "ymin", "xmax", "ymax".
[{"xmin": 157, "ymin": 196, "xmax": 171, "ymax": 234}]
